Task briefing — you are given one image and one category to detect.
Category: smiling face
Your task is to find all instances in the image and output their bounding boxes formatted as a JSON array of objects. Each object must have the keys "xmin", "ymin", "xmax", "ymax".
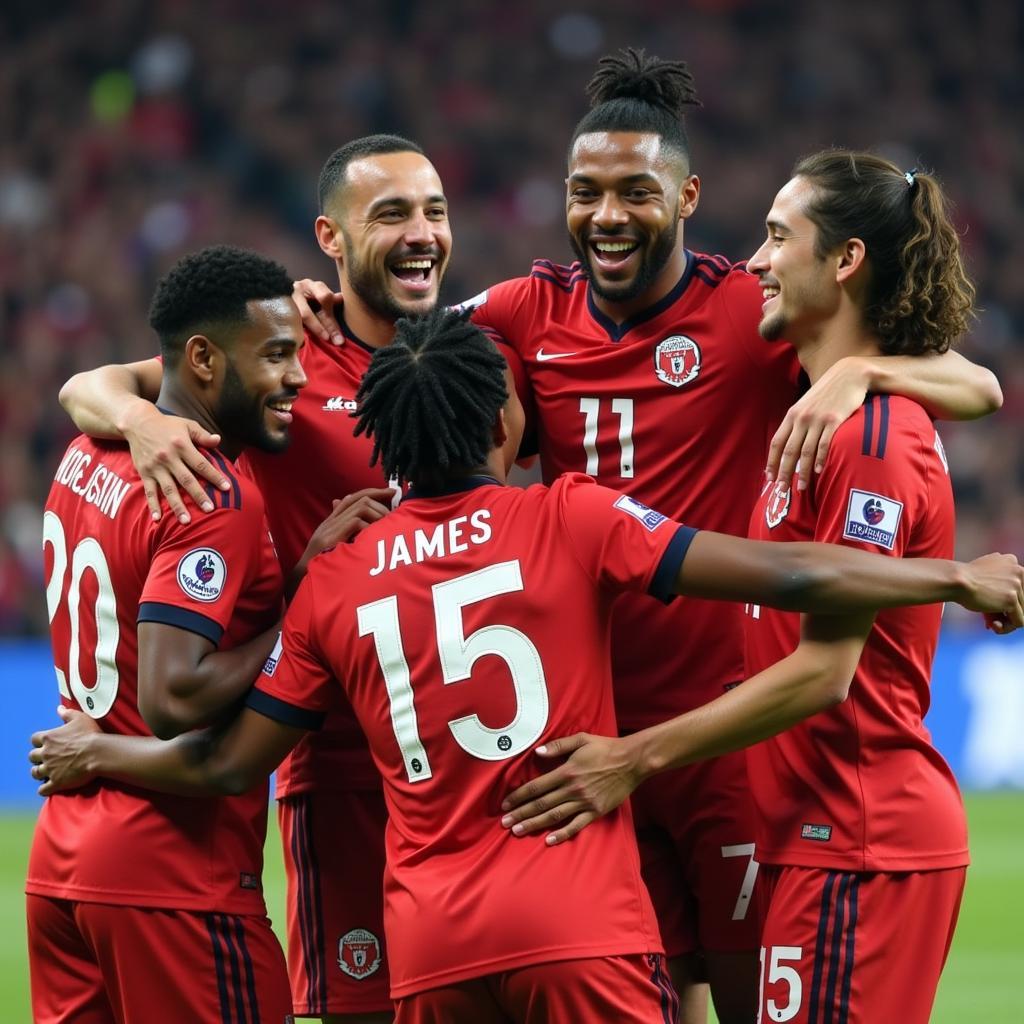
[
  {"xmin": 214, "ymin": 297, "xmax": 307, "ymax": 453},
  {"xmin": 566, "ymin": 131, "xmax": 695, "ymax": 311},
  {"xmin": 748, "ymin": 176, "xmax": 840, "ymax": 343},
  {"xmin": 329, "ymin": 151, "xmax": 451, "ymax": 322}
]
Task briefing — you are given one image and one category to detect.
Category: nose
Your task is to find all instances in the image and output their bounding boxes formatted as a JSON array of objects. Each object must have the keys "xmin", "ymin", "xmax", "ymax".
[
  {"xmin": 592, "ymin": 192, "xmax": 628, "ymax": 230},
  {"xmin": 747, "ymin": 239, "xmax": 770, "ymax": 275},
  {"xmin": 284, "ymin": 357, "xmax": 308, "ymax": 391},
  {"xmin": 403, "ymin": 208, "xmax": 433, "ymax": 246}
]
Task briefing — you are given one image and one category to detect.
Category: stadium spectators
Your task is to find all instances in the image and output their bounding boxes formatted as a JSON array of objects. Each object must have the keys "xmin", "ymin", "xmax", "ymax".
[{"xmin": 2, "ymin": 0, "xmax": 1021, "ymax": 635}]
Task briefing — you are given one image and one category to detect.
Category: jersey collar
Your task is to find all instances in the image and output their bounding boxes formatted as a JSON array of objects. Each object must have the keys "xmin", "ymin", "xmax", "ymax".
[
  {"xmin": 404, "ymin": 474, "xmax": 503, "ymax": 501},
  {"xmin": 586, "ymin": 249, "xmax": 695, "ymax": 343}
]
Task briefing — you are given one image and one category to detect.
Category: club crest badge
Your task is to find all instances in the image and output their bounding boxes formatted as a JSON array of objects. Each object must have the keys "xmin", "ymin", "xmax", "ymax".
[
  {"xmin": 654, "ymin": 335, "xmax": 701, "ymax": 388},
  {"xmin": 176, "ymin": 548, "xmax": 226, "ymax": 602},
  {"xmin": 337, "ymin": 928, "xmax": 382, "ymax": 980},
  {"xmin": 842, "ymin": 489, "xmax": 904, "ymax": 551},
  {"xmin": 764, "ymin": 481, "xmax": 791, "ymax": 529}
]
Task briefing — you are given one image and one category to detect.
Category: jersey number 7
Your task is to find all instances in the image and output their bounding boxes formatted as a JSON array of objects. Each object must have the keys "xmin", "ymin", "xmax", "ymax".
[{"xmin": 357, "ymin": 560, "xmax": 549, "ymax": 782}]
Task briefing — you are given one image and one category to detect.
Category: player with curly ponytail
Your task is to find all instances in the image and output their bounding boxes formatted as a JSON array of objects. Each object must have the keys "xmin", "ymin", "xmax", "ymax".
[{"xmin": 789, "ymin": 150, "xmax": 975, "ymax": 355}]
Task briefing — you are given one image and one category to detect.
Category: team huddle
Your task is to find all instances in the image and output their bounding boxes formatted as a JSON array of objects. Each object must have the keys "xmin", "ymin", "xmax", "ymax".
[{"xmin": 27, "ymin": 49, "xmax": 1024, "ymax": 1024}]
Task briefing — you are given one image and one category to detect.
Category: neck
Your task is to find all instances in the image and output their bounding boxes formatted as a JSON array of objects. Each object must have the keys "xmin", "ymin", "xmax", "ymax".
[
  {"xmin": 591, "ymin": 245, "xmax": 689, "ymax": 324},
  {"xmin": 791, "ymin": 310, "xmax": 882, "ymax": 384},
  {"xmin": 337, "ymin": 278, "xmax": 397, "ymax": 349},
  {"xmin": 156, "ymin": 383, "xmax": 239, "ymax": 459}
]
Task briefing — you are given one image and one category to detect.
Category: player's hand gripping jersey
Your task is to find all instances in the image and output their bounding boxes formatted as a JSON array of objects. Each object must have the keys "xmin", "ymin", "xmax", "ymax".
[
  {"xmin": 251, "ymin": 474, "xmax": 697, "ymax": 997},
  {"xmin": 28, "ymin": 436, "xmax": 281, "ymax": 914},
  {"xmin": 745, "ymin": 395, "xmax": 968, "ymax": 871}
]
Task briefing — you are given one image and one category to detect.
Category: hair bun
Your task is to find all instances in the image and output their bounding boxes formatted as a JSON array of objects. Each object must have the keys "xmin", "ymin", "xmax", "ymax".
[{"xmin": 587, "ymin": 48, "xmax": 701, "ymax": 116}]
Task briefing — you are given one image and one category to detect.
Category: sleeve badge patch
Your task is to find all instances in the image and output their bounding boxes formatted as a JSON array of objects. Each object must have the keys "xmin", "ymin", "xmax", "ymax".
[
  {"xmin": 176, "ymin": 547, "xmax": 227, "ymax": 602},
  {"xmin": 842, "ymin": 489, "xmax": 904, "ymax": 550},
  {"xmin": 614, "ymin": 494, "xmax": 668, "ymax": 532},
  {"xmin": 262, "ymin": 632, "xmax": 283, "ymax": 676},
  {"xmin": 764, "ymin": 480, "xmax": 792, "ymax": 529}
]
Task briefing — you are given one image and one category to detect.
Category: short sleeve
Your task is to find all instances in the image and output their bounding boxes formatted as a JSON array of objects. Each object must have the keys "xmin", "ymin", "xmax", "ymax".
[
  {"xmin": 555, "ymin": 475, "xmax": 698, "ymax": 602},
  {"xmin": 138, "ymin": 496, "xmax": 267, "ymax": 645},
  {"xmin": 246, "ymin": 573, "xmax": 333, "ymax": 730},
  {"xmin": 811, "ymin": 398, "xmax": 925, "ymax": 558},
  {"xmin": 464, "ymin": 281, "xmax": 539, "ymax": 457}
]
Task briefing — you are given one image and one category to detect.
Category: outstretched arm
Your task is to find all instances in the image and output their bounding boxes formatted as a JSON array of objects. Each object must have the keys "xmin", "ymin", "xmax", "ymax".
[
  {"xmin": 30, "ymin": 705, "xmax": 304, "ymax": 798},
  {"xmin": 501, "ymin": 610, "xmax": 873, "ymax": 844},
  {"xmin": 59, "ymin": 358, "xmax": 230, "ymax": 522},
  {"xmin": 676, "ymin": 531, "xmax": 1024, "ymax": 626},
  {"xmin": 767, "ymin": 350, "xmax": 1003, "ymax": 489}
]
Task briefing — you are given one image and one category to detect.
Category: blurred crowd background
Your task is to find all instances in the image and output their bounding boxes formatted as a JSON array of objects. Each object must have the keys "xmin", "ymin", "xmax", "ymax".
[{"xmin": 2, "ymin": 0, "xmax": 1021, "ymax": 635}]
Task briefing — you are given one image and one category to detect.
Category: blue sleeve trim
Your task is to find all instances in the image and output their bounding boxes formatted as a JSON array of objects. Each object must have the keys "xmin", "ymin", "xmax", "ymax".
[
  {"xmin": 137, "ymin": 602, "xmax": 223, "ymax": 645},
  {"xmin": 245, "ymin": 688, "xmax": 325, "ymax": 731},
  {"xmin": 649, "ymin": 525, "xmax": 699, "ymax": 604}
]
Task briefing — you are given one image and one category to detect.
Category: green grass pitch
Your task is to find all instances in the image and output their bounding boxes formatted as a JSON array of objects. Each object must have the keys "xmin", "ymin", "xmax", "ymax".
[{"xmin": 3, "ymin": 793, "xmax": 1021, "ymax": 1021}]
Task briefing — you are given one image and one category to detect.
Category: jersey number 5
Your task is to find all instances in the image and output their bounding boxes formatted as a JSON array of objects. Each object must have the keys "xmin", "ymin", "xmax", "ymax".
[
  {"xmin": 357, "ymin": 560, "xmax": 549, "ymax": 782},
  {"xmin": 42, "ymin": 511, "xmax": 120, "ymax": 718}
]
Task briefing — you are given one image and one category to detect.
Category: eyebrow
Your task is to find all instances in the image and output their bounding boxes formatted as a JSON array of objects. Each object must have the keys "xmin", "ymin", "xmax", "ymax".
[
  {"xmin": 766, "ymin": 218, "xmax": 790, "ymax": 233},
  {"xmin": 568, "ymin": 172, "xmax": 660, "ymax": 185},
  {"xmin": 367, "ymin": 194, "xmax": 448, "ymax": 216}
]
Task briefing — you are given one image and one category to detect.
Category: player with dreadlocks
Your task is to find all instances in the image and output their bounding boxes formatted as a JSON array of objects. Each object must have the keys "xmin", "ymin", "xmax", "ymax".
[{"xmin": 32, "ymin": 305, "xmax": 1021, "ymax": 1024}]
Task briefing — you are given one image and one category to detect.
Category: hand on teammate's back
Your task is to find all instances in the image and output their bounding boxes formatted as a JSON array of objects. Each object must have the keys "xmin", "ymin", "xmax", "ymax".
[
  {"xmin": 292, "ymin": 278, "xmax": 344, "ymax": 345},
  {"xmin": 122, "ymin": 403, "xmax": 229, "ymax": 524},
  {"xmin": 29, "ymin": 706, "xmax": 101, "ymax": 796},
  {"xmin": 500, "ymin": 732, "xmax": 645, "ymax": 847}
]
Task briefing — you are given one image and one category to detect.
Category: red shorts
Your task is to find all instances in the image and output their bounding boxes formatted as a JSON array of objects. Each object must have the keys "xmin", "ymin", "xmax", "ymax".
[
  {"xmin": 27, "ymin": 895, "xmax": 291, "ymax": 1024},
  {"xmin": 278, "ymin": 790, "xmax": 391, "ymax": 1016},
  {"xmin": 631, "ymin": 749, "xmax": 762, "ymax": 957},
  {"xmin": 394, "ymin": 954, "xmax": 678, "ymax": 1024},
  {"xmin": 757, "ymin": 864, "xmax": 966, "ymax": 1024}
]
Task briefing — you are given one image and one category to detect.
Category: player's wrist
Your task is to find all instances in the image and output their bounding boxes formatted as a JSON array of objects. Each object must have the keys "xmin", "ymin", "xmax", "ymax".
[{"xmin": 115, "ymin": 395, "xmax": 158, "ymax": 440}]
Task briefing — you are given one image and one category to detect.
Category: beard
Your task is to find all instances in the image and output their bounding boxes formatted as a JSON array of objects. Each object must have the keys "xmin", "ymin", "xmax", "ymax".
[
  {"xmin": 215, "ymin": 360, "xmax": 291, "ymax": 454},
  {"xmin": 758, "ymin": 307, "xmax": 788, "ymax": 341},
  {"xmin": 569, "ymin": 217, "xmax": 679, "ymax": 305},
  {"xmin": 344, "ymin": 236, "xmax": 438, "ymax": 323}
]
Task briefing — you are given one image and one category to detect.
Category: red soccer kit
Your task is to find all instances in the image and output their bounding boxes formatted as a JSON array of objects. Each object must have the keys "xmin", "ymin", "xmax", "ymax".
[
  {"xmin": 467, "ymin": 253, "xmax": 802, "ymax": 952},
  {"xmin": 744, "ymin": 394, "xmax": 968, "ymax": 1023},
  {"xmin": 248, "ymin": 474, "xmax": 695, "ymax": 1000},
  {"xmin": 28, "ymin": 434, "xmax": 290, "ymax": 1023},
  {"xmin": 237, "ymin": 322, "xmax": 397, "ymax": 1014}
]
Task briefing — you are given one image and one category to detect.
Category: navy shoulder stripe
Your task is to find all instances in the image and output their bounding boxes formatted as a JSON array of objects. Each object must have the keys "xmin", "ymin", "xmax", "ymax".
[
  {"xmin": 860, "ymin": 395, "xmax": 890, "ymax": 459},
  {"xmin": 208, "ymin": 450, "xmax": 242, "ymax": 509},
  {"xmin": 532, "ymin": 258, "xmax": 583, "ymax": 282},
  {"xmin": 694, "ymin": 254, "xmax": 732, "ymax": 278},
  {"xmin": 530, "ymin": 269, "xmax": 586, "ymax": 293},
  {"xmin": 693, "ymin": 268, "xmax": 726, "ymax": 289}
]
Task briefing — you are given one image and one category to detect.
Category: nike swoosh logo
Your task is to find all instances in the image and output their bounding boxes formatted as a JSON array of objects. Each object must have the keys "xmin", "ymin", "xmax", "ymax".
[{"xmin": 536, "ymin": 348, "xmax": 578, "ymax": 361}]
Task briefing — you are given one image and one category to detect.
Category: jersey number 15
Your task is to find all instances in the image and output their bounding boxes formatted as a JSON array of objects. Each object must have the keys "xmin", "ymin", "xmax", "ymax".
[{"xmin": 357, "ymin": 560, "xmax": 549, "ymax": 782}]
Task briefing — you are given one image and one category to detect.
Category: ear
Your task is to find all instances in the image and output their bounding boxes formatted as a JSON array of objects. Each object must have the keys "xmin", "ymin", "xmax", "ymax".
[
  {"xmin": 492, "ymin": 407, "xmax": 509, "ymax": 449},
  {"xmin": 835, "ymin": 237, "xmax": 866, "ymax": 284},
  {"xmin": 183, "ymin": 334, "xmax": 219, "ymax": 384},
  {"xmin": 315, "ymin": 215, "xmax": 345, "ymax": 261},
  {"xmin": 679, "ymin": 175, "xmax": 700, "ymax": 219}
]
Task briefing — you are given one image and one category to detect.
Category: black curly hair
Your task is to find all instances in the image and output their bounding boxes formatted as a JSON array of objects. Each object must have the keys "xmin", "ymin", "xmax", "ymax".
[
  {"xmin": 353, "ymin": 306, "xmax": 508, "ymax": 485},
  {"xmin": 570, "ymin": 48, "xmax": 701, "ymax": 172},
  {"xmin": 148, "ymin": 245, "xmax": 294, "ymax": 367},
  {"xmin": 317, "ymin": 133, "xmax": 425, "ymax": 215}
]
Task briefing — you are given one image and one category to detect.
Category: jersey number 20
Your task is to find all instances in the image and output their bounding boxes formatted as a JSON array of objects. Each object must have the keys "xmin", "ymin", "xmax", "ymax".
[
  {"xmin": 42, "ymin": 511, "xmax": 120, "ymax": 718},
  {"xmin": 357, "ymin": 560, "xmax": 548, "ymax": 782}
]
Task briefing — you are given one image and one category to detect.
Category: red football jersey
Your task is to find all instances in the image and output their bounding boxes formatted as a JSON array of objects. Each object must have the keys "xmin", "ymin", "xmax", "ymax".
[
  {"xmin": 744, "ymin": 395, "xmax": 968, "ymax": 871},
  {"xmin": 469, "ymin": 254, "xmax": 803, "ymax": 728},
  {"xmin": 249, "ymin": 474, "xmax": 696, "ymax": 996},
  {"xmin": 27, "ymin": 435, "xmax": 281, "ymax": 913},
  {"xmin": 238, "ymin": 325, "xmax": 396, "ymax": 796}
]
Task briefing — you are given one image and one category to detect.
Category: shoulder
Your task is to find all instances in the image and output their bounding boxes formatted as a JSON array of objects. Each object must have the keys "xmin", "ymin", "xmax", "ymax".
[
  {"xmin": 829, "ymin": 394, "xmax": 933, "ymax": 463},
  {"xmin": 202, "ymin": 450, "xmax": 267, "ymax": 518}
]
